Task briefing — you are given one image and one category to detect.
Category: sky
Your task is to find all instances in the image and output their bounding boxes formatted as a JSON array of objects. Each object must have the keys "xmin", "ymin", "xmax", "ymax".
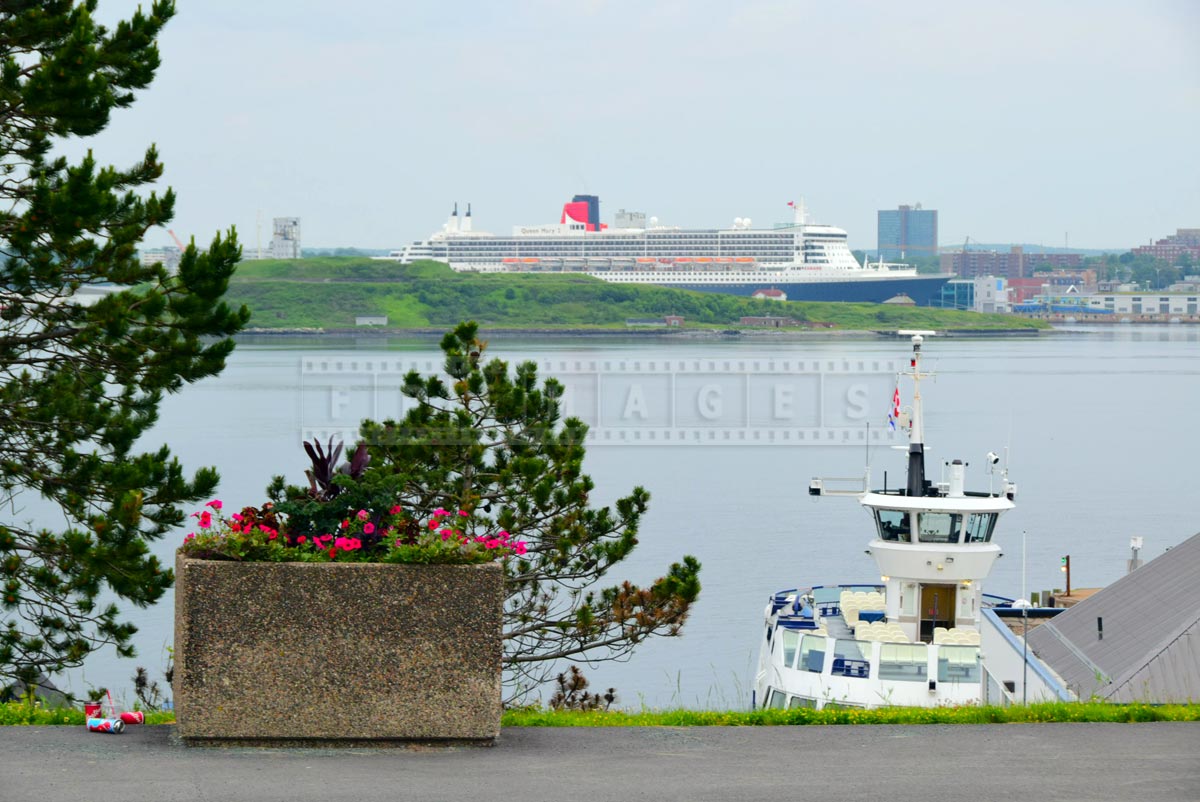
[{"xmin": 79, "ymin": 0, "xmax": 1200, "ymax": 252}]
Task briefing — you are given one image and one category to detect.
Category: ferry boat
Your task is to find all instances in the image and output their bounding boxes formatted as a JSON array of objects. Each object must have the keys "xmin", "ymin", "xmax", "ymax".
[
  {"xmin": 754, "ymin": 332, "xmax": 1019, "ymax": 710},
  {"xmin": 386, "ymin": 196, "xmax": 952, "ymax": 305}
]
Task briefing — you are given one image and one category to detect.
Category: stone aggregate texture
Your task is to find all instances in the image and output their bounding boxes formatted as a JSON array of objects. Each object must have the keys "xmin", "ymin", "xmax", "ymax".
[{"xmin": 174, "ymin": 555, "xmax": 503, "ymax": 744}]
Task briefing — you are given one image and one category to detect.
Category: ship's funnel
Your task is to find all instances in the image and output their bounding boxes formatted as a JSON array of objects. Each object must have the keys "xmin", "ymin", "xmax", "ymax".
[{"xmin": 948, "ymin": 460, "xmax": 965, "ymax": 497}]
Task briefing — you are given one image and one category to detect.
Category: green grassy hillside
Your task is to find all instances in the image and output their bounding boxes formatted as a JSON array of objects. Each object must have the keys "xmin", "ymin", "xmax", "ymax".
[{"xmin": 226, "ymin": 258, "xmax": 1047, "ymax": 332}]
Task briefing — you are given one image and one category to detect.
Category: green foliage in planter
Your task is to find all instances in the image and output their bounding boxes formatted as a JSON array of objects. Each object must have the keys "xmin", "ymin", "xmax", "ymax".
[{"xmin": 256, "ymin": 321, "xmax": 702, "ymax": 700}]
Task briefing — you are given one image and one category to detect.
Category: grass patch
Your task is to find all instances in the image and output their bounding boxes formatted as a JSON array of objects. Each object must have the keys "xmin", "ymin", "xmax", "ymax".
[
  {"xmin": 4, "ymin": 701, "xmax": 1196, "ymax": 727},
  {"xmin": 0, "ymin": 702, "xmax": 175, "ymax": 726},
  {"xmin": 224, "ymin": 257, "xmax": 1049, "ymax": 332},
  {"xmin": 501, "ymin": 702, "xmax": 1200, "ymax": 727}
]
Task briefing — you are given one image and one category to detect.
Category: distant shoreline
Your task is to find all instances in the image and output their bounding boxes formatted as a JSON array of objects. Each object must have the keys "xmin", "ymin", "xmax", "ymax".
[{"xmin": 236, "ymin": 326, "xmax": 1050, "ymax": 342}]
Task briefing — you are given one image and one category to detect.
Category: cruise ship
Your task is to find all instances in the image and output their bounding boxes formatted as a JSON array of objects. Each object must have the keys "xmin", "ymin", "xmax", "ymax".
[{"xmin": 387, "ymin": 195, "xmax": 952, "ymax": 304}]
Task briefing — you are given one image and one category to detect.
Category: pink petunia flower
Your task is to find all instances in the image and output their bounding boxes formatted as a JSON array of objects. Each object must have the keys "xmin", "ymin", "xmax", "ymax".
[
  {"xmin": 389, "ymin": 505, "xmax": 402, "ymax": 515},
  {"xmin": 297, "ymin": 536, "xmax": 307, "ymax": 544},
  {"xmin": 457, "ymin": 510, "xmax": 469, "ymax": 517},
  {"xmin": 197, "ymin": 511, "xmax": 212, "ymax": 529},
  {"xmin": 205, "ymin": 499, "xmax": 223, "ymax": 510},
  {"xmin": 514, "ymin": 542, "xmax": 527, "ymax": 556},
  {"xmin": 356, "ymin": 509, "xmax": 369, "ymax": 521},
  {"xmin": 433, "ymin": 507, "xmax": 448, "ymax": 517},
  {"xmin": 231, "ymin": 513, "xmax": 244, "ymax": 523},
  {"xmin": 363, "ymin": 522, "xmax": 375, "ymax": 535}
]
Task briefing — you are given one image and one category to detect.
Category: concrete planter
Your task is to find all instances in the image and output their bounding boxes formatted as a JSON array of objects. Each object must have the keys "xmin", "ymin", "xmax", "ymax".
[{"xmin": 173, "ymin": 554, "xmax": 503, "ymax": 746}]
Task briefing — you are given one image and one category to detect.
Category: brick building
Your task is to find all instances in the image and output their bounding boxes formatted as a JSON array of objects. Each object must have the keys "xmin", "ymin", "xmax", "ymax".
[
  {"xmin": 940, "ymin": 246, "xmax": 1083, "ymax": 279},
  {"xmin": 1131, "ymin": 228, "xmax": 1200, "ymax": 263}
]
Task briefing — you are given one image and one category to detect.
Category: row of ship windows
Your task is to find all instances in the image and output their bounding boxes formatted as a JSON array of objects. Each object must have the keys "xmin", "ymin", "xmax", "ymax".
[{"xmin": 444, "ymin": 251, "xmax": 800, "ymax": 258}]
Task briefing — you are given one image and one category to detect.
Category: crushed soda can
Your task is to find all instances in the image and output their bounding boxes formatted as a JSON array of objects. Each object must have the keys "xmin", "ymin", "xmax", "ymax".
[
  {"xmin": 119, "ymin": 711, "xmax": 144, "ymax": 725},
  {"xmin": 87, "ymin": 717, "xmax": 125, "ymax": 734}
]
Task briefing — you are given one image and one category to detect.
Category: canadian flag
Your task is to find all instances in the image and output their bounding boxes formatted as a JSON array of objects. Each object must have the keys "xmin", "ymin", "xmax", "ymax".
[
  {"xmin": 888, "ymin": 385, "xmax": 901, "ymax": 430},
  {"xmin": 787, "ymin": 201, "xmax": 795, "ymax": 208}
]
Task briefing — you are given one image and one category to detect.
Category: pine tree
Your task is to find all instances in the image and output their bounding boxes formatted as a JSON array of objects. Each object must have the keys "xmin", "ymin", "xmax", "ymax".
[
  {"xmin": 0, "ymin": 1, "xmax": 248, "ymax": 691},
  {"xmin": 289, "ymin": 322, "xmax": 703, "ymax": 699}
]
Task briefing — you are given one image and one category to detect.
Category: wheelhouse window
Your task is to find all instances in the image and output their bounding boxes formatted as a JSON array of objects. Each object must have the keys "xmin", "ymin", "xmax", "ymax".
[
  {"xmin": 964, "ymin": 513, "xmax": 997, "ymax": 543},
  {"xmin": 799, "ymin": 634, "xmax": 826, "ymax": 673},
  {"xmin": 875, "ymin": 509, "xmax": 911, "ymax": 542},
  {"xmin": 781, "ymin": 629, "xmax": 801, "ymax": 669},
  {"xmin": 917, "ymin": 512, "xmax": 962, "ymax": 543}
]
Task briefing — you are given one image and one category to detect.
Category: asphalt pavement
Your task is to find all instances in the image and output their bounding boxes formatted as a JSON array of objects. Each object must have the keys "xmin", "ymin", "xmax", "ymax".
[{"xmin": 2, "ymin": 723, "xmax": 1197, "ymax": 802}]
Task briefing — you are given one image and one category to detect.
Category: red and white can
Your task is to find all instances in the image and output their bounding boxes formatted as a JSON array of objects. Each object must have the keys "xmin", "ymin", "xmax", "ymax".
[
  {"xmin": 87, "ymin": 717, "xmax": 125, "ymax": 734},
  {"xmin": 119, "ymin": 711, "xmax": 144, "ymax": 725},
  {"xmin": 83, "ymin": 703, "xmax": 102, "ymax": 718}
]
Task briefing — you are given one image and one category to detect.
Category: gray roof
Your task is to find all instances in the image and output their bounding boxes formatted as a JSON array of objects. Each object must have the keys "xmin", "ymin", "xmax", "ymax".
[{"xmin": 1025, "ymin": 531, "xmax": 1200, "ymax": 703}]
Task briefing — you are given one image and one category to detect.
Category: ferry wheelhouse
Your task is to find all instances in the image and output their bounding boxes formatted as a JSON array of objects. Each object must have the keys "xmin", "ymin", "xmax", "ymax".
[{"xmin": 754, "ymin": 332, "xmax": 1018, "ymax": 710}]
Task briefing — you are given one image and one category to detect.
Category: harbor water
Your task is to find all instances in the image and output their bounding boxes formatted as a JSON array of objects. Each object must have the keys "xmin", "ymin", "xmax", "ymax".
[{"xmin": 42, "ymin": 326, "xmax": 1200, "ymax": 709}]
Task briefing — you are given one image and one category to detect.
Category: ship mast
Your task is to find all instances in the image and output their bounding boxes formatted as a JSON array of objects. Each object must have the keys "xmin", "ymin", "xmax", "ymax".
[{"xmin": 900, "ymin": 331, "xmax": 935, "ymax": 497}]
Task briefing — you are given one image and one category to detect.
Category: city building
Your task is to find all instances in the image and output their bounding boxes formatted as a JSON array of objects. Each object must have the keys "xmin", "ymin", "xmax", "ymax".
[
  {"xmin": 139, "ymin": 246, "xmax": 181, "ymax": 273},
  {"xmin": 940, "ymin": 246, "xmax": 1082, "ymax": 279},
  {"xmin": 1131, "ymin": 228, "xmax": 1200, "ymax": 264},
  {"xmin": 877, "ymin": 204, "xmax": 938, "ymax": 260},
  {"xmin": 270, "ymin": 217, "xmax": 301, "ymax": 259},
  {"xmin": 1083, "ymin": 292, "xmax": 1200, "ymax": 316},
  {"xmin": 1006, "ymin": 270, "xmax": 1097, "ymax": 304},
  {"xmin": 933, "ymin": 277, "xmax": 1010, "ymax": 313}
]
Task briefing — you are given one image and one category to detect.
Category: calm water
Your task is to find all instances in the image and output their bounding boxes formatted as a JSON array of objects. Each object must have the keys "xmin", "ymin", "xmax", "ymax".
[{"xmin": 45, "ymin": 326, "xmax": 1200, "ymax": 709}]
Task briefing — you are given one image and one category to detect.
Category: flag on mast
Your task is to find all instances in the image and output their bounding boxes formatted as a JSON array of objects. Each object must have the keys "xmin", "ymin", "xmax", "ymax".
[
  {"xmin": 888, "ymin": 384, "xmax": 901, "ymax": 430},
  {"xmin": 786, "ymin": 201, "xmax": 795, "ymax": 208}
]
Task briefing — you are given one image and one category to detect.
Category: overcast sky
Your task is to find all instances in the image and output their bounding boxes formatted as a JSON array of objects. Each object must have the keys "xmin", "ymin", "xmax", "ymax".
[{"xmin": 81, "ymin": 1, "xmax": 1199, "ymax": 252}]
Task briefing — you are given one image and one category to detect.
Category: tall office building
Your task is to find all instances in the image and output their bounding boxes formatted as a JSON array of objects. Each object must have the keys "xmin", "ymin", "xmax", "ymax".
[{"xmin": 877, "ymin": 204, "xmax": 938, "ymax": 260}]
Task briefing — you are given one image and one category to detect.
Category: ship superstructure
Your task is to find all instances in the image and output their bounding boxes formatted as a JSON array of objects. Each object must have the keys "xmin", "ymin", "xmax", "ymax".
[{"xmin": 754, "ymin": 332, "xmax": 1019, "ymax": 710}]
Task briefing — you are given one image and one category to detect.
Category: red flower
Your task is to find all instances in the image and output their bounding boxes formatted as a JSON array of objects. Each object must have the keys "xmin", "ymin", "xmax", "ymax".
[
  {"xmin": 328, "ymin": 547, "xmax": 338, "ymax": 559},
  {"xmin": 297, "ymin": 536, "xmax": 307, "ymax": 544}
]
